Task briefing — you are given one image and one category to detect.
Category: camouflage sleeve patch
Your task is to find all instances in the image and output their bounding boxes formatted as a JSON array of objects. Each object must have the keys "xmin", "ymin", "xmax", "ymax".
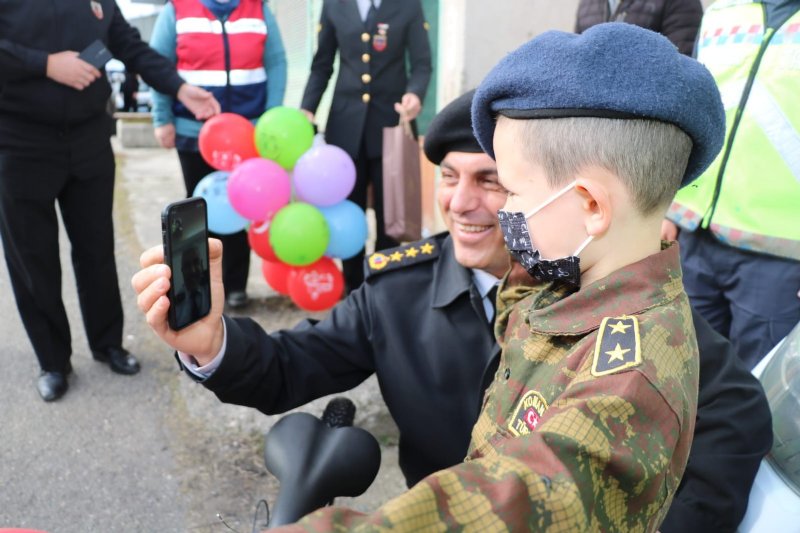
[
  {"xmin": 365, "ymin": 237, "xmax": 439, "ymax": 278},
  {"xmin": 591, "ymin": 316, "xmax": 642, "ymax": 377}
]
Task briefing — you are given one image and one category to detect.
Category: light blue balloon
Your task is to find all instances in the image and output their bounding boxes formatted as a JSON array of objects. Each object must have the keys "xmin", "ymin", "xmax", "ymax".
[
  {"xmin": 193, "ymin": 171, "xmax": 249, "ymax": 235},
  {"xmin": 319, "ymin": 200, "xmax": 368, "ymax": 259}
]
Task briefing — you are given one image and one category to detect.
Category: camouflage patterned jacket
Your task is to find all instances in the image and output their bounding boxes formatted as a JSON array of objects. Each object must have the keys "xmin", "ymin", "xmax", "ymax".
[{"xmin": 273, "ymin": 243, "xmax": 700, "ymax": 533}]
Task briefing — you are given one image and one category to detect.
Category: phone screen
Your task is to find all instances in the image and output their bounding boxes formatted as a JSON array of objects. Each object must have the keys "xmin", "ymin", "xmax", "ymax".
[{"xmin": 162, "ymin": 198, "xmax": 211, "ymax": 330}]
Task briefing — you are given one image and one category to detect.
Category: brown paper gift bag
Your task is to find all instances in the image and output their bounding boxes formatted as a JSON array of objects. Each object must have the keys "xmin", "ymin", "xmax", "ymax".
[{"xmin": 382, "ymin": 119, "xmax": 422, "ymax": 242}]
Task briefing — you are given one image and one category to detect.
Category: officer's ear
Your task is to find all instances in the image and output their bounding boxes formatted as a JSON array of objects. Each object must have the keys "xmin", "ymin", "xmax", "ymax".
[{"xmin": 574, "ymin": 171, "xmax": 612, "ymax": 239}]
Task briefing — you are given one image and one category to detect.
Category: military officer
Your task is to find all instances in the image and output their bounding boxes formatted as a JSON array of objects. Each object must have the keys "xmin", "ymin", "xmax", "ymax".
[
  {"xmin": 132, "ymin": 84, "xmax": 770, "ymax": 531},
  {"xmin": 300, "ymin": 0, "xmax": 432, "ymax": 292}
]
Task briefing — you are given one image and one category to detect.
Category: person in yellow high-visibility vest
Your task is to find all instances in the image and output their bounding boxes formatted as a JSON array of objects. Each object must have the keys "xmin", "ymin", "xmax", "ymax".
[{"xmin": 663, "ymin": 0, "xmax": 800, "ymax": 369}]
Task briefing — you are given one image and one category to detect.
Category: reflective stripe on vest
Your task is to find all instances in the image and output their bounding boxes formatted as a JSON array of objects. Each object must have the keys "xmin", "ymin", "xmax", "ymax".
[
  {"xmin": 667, "ymin": 0, "xmax": 800, "ymax": 260},
  {"xmin": 172, "ymin": 0, "xmax": 267, "ymax": 119}
]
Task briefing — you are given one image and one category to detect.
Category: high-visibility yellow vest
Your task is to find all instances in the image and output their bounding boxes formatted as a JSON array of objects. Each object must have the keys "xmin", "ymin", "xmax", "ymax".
[{"xmin": 667, "ymin": 0, "xmax": 800, "ymax": 260}]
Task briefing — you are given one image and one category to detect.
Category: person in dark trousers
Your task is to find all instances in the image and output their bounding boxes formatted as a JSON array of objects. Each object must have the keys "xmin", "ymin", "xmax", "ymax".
[
  {"xmin": 575, "ymin": 0, "xmax": 704, "ymax": 55},
  {"xmin": 150, "ymin": 0, "xmax": 288, "ymax": 310},
  {"xmin": 0, "ymin": 0, "xmax": 220, "ymax": 402},
  {"xmin": 132, "ymin": 90, "xmax": 771, "ymax": 532},
  {"xmin": 300, "ymin": 0, "xmax": 432, "ymax": 293}
]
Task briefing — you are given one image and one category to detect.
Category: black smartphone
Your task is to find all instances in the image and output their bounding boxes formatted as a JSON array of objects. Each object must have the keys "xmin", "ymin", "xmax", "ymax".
[
  {"xmin": 78, "ymin": 39, "xmax": 113, "ymax": 69},
  {"xmin": 161, "ymin": 197, "xmax": 211, "ymax": 330}
]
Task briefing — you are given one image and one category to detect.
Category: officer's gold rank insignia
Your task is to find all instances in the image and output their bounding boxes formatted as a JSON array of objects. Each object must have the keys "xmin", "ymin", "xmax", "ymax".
[
  {"xmin": 592, "ymin": 315, "xmax": 642, "ymax": 377},
  {"xmin": 365, "ymin": 237, "xmax": 439, "ymax": 278}
]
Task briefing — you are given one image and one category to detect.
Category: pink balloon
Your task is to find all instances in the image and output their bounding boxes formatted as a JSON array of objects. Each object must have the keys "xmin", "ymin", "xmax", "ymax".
[
  {"xmin": 227, "ymin": 158, "xmax": 291, "ymax": 221},
  {"xmin": 292, "ymin": 144, "xmax": 356, "ymax": 207}
]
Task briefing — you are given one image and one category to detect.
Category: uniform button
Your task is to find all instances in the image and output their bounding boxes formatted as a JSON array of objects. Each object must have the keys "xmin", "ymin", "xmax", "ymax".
[
  {"xmin": 362, "ymin": 93, "xmax": 371, "ymax": 103},
  {"xmin": 362, "ymin": 53, "xmax": 370, "ymax": 63},
  {"xmin": 504, "ymin": 368, "xmax": 511, "ymax": 380},
  {"xmin": 361, "ymin": 73, "xmax": 372, "ymax": 84},
  {"xmin": 361, "ymin": 32, "xmax": 370, "ymax": 42}
]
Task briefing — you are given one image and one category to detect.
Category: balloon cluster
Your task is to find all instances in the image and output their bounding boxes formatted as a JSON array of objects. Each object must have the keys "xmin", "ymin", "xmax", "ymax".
[{"xmin": 194, "ymin": 109, "xmax": 365, "ymax": 311}]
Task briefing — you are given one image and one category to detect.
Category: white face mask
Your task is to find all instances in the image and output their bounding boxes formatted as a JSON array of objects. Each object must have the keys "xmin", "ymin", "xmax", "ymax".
[{"xmin": 496, "ymin": 181, "xmax": 593, "ymax": 286}]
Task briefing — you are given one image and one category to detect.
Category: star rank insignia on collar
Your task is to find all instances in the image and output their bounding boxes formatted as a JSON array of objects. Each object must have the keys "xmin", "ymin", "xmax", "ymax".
[
  {"xmin": 365, "ymin": 237, "xmax": 439, "ymax": 278},
  {"xmin": 591, "ymin": 315, "xmax": 642, "ymax": 377}
]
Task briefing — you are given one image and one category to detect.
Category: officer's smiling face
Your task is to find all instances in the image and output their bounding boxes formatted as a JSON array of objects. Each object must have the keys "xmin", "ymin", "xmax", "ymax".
[{"xmin": 437, "ymin": 151, "xmax": 510, "ymax": 277}]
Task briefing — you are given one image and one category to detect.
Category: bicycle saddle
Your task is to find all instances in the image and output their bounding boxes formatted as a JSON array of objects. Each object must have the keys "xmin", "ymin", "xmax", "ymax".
[{"xmin": 263, "ymin": 411, "xmax": 381, "ymax": 527}]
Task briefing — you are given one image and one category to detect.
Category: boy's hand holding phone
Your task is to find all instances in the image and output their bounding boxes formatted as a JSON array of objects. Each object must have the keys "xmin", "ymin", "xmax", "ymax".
[{"xmin": 131, "ymin": 238, "xmax": 226, "ymax": 366}]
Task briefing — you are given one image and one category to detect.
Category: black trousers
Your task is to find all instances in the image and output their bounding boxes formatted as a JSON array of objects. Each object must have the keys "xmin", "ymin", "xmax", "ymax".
[
  {"xmin": 0, "ymin": 115, "xmax": 123, "ymax": 373},
  {"xmin": 341, "ymin": 137, "xmax": 399, "ymax": 290},
  {"xmin": 176, "ymin": 149, "xmax": 250, "ymax": 294}
]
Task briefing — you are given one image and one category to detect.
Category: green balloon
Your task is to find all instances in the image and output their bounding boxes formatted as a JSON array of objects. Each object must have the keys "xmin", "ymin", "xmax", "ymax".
[
  {"xmin": 269, "ymin": 202, "xmax": 330, "ymax": 266},
  {"xmin": 255, "ymin": 106, "xmax": 315, "ymax": 170}
]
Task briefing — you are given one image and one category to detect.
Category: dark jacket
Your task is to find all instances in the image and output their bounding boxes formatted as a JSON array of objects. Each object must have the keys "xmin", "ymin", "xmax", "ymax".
[
  {"xmin": 662, "ymin": 314, "xmax": 773, "ymax": 533},
  {"xmin": 190, "ymin": 233, "xmax": 771, "ymax": 522},
  {"xmin": 199, "ymin": 233, "xmax": 498, "ymax": 486},
  {"xmin": 575, "ymin": 0, "xmax": 704, "ymax": 55},
  {"xmin": 0, "ymin": 0, "xmax": 183, "ymax": 128},
  {"xmin": 300, "ymin": 0, "xmax": 432, "ymax": 160}
]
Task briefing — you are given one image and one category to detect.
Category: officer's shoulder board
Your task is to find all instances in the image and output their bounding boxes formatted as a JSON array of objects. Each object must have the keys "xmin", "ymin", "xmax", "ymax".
[
  {"xmin": 591, "ymin": 315, "xmax": 642, "ymax": 377},
  {"xmin": 365, "ymin": 237, "xmax": 439, "ymax": 279}
]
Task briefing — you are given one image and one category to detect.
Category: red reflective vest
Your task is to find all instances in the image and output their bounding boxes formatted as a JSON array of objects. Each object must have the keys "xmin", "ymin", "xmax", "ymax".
[{"xmin": 172, "ymin": 0, "xmax": 267, "ymax": 119}]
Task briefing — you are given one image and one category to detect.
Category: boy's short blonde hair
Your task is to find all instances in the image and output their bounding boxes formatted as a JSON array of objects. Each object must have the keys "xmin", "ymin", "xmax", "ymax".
[{"xmin": 506, "ymin": 116, "xmax": 693, "ymax": 215}]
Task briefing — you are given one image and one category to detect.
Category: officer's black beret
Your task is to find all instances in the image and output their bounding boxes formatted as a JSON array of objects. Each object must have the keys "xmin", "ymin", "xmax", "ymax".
[
  {"xmin": 471, "ymin": 22, "xmax": 726, "ymax": 185},
  {"xmin": 423, "ymin": 89, "xmax": 483, "ymax": 165}
]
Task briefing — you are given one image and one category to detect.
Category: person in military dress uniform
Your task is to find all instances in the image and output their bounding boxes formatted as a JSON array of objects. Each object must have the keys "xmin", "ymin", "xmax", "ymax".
[
  {"xmin": 132, "ymin": 76, "xmax": 770, "ymax": 531},
  {"xmin": 300, "ymin": 0, "xmax": 432, "ymax": 292}
]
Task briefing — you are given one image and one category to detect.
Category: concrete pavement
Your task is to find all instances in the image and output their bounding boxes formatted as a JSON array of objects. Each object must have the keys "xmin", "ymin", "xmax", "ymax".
[{"xmin": 0, "ymin": 136, "xmax": 404, "ymax": 532}]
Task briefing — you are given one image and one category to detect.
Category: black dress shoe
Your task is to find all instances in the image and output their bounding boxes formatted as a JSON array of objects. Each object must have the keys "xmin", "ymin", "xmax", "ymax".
[
  {"xmin": 37, "ymin": 370, "xmax": 69, "ymax": 402},
  {"xmin": 226, "ymin": 290, "xmax": 249, "ymax": 309},
  {"xmin": 92, "ymin": 347, "xmax": 140, "ymax": 375}
]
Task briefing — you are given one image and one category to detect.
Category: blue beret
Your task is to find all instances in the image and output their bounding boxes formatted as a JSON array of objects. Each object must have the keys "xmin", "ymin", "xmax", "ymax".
[
  {"xmin": 471, "ymin": 23, "xmax": 725, "ymax": 185},
  {"xmin": 423, "ymin": 89, "xmax": 482, "ymax": 165}
]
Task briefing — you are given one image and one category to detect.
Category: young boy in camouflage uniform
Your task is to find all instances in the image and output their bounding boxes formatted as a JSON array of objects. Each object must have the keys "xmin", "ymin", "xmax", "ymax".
[{"xmin": 270, "ymin": 22, "xmax": 726, "ymax": 533}]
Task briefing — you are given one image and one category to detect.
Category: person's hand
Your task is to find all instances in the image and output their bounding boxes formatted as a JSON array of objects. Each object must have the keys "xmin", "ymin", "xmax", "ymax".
[
  {"xmin": 46, "ymin": 51, "xmax": 101, "ymax": 90},
  {"xmin": 131, "ymin": 238, "xmax": 226, "ymax": 365},
  {"xmin": 661, "ymin": 219, "xmax": 680, "ymax": 241},
  {"xmin": 154, "ymin": 124, "xmax": 176, "ymax": 149},
  {"xmin": 176, "ymin": 83, "xmax": 221, "ymax": 121},
  {"xmin": 394, "ymin": 92, "xmax": 422, "ymax": 121},
  {"xmin": 300, "ymin": 108, "xmax": 315, "ymax": 123}
]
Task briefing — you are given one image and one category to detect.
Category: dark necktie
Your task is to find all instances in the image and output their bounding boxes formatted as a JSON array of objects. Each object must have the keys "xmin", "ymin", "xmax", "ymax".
[
  {"xmin": 364, "ymin": 0, "xmax": 378, "ymax": 32},
  {"xmin": 487, "ymin": 284, "xmax": 499, "ymax": 330}
]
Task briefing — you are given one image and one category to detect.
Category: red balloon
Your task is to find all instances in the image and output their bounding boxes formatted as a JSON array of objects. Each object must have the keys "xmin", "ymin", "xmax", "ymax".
[
  {"xmin": 261, "ymin": 259, "xmax": 297, "ymax": 295},
  {"xmin": 248, "ymin": 220, "xmax": 278, "ymax": 262},
  {"xmin": 288, "ymin": 257, "xmax": 344, "ymax": 312},
  {"xmin": 198, "ymin": 113, "xmax": 259, "ymax": 171}
]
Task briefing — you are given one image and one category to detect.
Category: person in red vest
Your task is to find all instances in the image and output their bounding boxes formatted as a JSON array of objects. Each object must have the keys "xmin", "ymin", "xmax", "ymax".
[{"xmin": 150, "ymin": 0, "xmax": 287, "ymax": 309}]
